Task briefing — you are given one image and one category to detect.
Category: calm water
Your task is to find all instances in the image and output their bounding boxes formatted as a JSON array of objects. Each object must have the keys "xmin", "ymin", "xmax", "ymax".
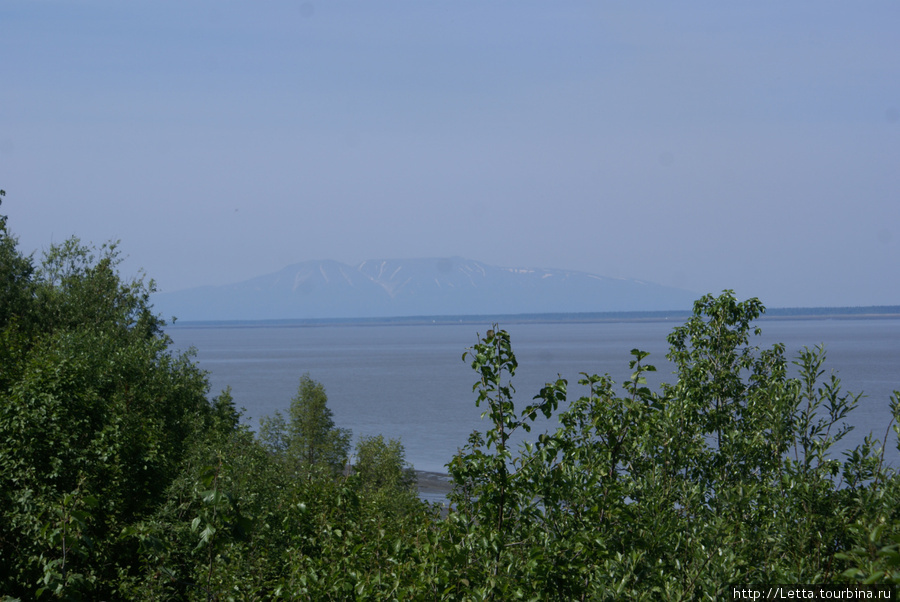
[{"xmin": 167, "ymin": 318, "xmax": 900, "ymax": 474}]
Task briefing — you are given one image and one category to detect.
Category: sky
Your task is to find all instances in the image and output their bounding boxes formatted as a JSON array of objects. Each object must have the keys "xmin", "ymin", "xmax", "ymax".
[{"xmin": 1, "ymin": 1, "xmax": 898, "ymax": 308}]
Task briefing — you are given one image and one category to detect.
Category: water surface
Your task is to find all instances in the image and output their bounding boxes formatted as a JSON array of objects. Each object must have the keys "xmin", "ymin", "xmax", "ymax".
[{"xmin": 167, "ymin": 318, "xmax": 900, "ymax": 473}]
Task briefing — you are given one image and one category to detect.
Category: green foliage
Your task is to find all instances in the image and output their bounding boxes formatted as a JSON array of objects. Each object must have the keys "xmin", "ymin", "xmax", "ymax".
[
  {"xmin": 437, "ymin": 291, "xmax": 900, "ymax": 599},
  {"xmin": 836, "ymin": 392, "xmax": 900, "ymax": 586},
  {"xmin": 0, "ymin": 230, "xmax": 212, "ymax": 599},
  {"xmin": 352, "ymin": 434, "xmax": 419, "ymax": 518},
  {"xmin": 0, "ymin": 197, "xmax": 36, "ymax": 336},
  {"xmin": 2, "ymin": 203, "xmax": 898, "ymax": 601},
  {"xmin": 259, "ymin": 374, "xmax": 351, "ymax": 476}
]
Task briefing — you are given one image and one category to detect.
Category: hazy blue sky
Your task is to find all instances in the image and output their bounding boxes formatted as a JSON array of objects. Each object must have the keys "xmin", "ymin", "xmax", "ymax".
[{"xmin": 2, "ymin": 1, "xmax": 898, "ymax": 307}]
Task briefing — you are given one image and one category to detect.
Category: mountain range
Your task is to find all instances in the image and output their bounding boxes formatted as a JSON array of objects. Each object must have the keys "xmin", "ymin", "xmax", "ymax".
[{"xmin": 151, "ymin": 257, "xmax": 698, "ymax": 322}]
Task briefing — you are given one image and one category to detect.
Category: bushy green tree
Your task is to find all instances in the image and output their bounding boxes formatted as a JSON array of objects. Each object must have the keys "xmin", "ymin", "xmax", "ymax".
[
  {"xmin": 119, "ymin": 413, "xmax": 280, "ymax": 600},
  {"xmin": 1, "ymin": 201, "xmax": 436, "ymax": 599},
  {"xmin": 259, "ymin": 374, "xmax": 351, "ymax": 476},
  {"xmin": 0, "ymin": 190, "xmax": 36, "ymax": 336},
  {"xmin": 836, "ymin": 392, "xmax": 900, "ymax": 587},
  {"xmin": 127, "ymin": 400, "xmax": 433, "ymax": 600},
  {"xmin": 0, "ymin": 221, "xmax": 214, "ymax": 598},
  {"xmin": 352, "ymin": 435, "xmax": 419, "ymax": 518},
  {"xmin": 440, "ymin": 292, "xmax": 899, "ymax": 599}
]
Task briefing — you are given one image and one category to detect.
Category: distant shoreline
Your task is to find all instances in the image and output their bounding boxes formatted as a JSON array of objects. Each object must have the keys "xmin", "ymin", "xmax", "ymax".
[
  {"xmin": 166, "ymin": 306, "xmax": 900, "ymax": 329},
  {"xmin": 416, "ymin": 471, "xmax": 452, "ymax": 496}
]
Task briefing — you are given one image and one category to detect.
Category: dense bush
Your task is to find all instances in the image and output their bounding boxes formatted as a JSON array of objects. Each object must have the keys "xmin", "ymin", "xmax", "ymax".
[
  {"xmin": 445, "ymin": 294, "xmax": 900, "ymax": 599},
  {"xmin": 0, "ymin": 200, "xmax": 214, "ymax": 598}
]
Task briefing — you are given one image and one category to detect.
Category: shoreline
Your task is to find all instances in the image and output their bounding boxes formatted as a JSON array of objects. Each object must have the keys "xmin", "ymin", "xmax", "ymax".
[
  {"xmin": 415, "ymin": 470, "xmax": 452, "ymax": 497},
  {"xmin": 166, "ymin": 306, "xmax": 900, "ymax": 330}
]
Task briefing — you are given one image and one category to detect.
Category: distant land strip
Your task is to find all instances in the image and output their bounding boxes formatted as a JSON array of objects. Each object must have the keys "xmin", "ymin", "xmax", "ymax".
[{"xmin": 166, "ymin": 305, "xmax": 900, "ymax": 329}]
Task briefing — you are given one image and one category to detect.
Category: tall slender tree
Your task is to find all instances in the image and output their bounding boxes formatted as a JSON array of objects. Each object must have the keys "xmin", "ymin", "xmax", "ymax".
[{"xmin": 259, "ymin": 374, "xmax": 351, "ymax": 475}]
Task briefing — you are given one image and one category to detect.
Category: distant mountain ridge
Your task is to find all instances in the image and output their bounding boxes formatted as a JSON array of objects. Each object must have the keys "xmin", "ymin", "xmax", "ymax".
[{"xmin": 151, "ymin": 257, "xmax": 698, "ymax": 321}]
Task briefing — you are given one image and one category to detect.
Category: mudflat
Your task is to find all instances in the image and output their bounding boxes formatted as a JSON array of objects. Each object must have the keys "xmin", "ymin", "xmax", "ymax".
[{"xmin": 416, "ymin": 471, "xmax": 452, "ymax": 497}]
